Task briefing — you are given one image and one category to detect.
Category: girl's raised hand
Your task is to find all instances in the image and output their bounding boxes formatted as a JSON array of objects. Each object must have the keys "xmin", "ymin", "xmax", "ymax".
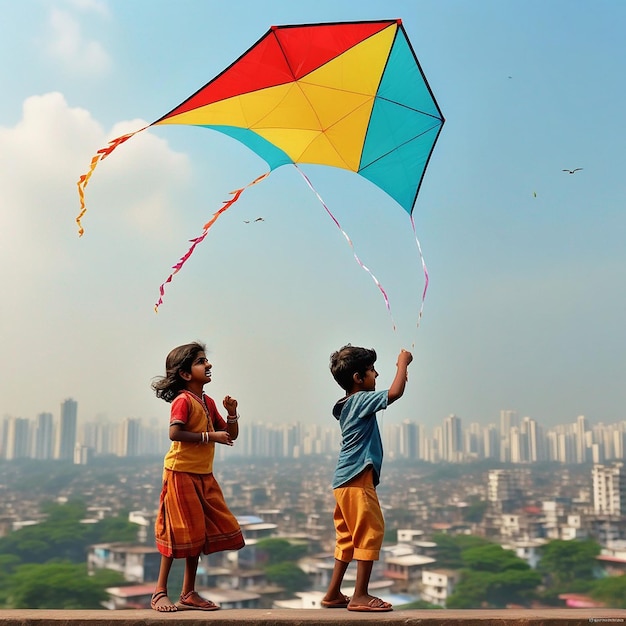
[{"xmin": 223, "ymin": 395, "xmax": 238, "ymax": 415}]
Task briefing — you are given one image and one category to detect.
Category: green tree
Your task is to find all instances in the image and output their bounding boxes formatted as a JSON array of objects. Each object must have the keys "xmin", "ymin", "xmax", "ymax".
[
  {"xmin": 5, "ymin": 562, "xmax": 125, "ymax": 609},
  {"xmin": 254, "ymin": 537, "xmax": 310, "ymax": 597},
  {"xmin": 0, "ymin": 501, "xmax": 137, "ymax": 565},
  {"xmin": 255, "ymin": 538, "xmax": 307, "ymax": 565},
  {"xmin": 489, "ymin": 567, "xmax": 542, "ymax": 607},
  {"xmin": 41, "ymin": 500, "xmax": 87, "ymax": 522},
  {"xmin": 461, "ymin": 499, "xmax": 488, "ymax": 524},
  {"xmin": 538, "ymin": 540, "xmax": 601, "ymax": 587},
  {"xmin": 0, "ymin": 555, "xmax": 21, "ymax": 606},
  {"xmin": 462, "ymin": 544, "xmax": 530, "ymax": 573},
  {"xmin": 265, "ymin": 562, "xmax": 310, "ymax": 594},
  {"xmin": 431, "ymin": 533, "xmax": 491, "ymax": 569},
  {"xmin": 590, "ymin": 575, "xmax": 626, "ymax": 608},
  {"xmin": 446, "ymin": 571, "xmax": 492, "ymax": 608},
  {"xmin": 447, "ymin": 543, "xmax": 540, "ymax": 608},
  {"xmin": 86, "ymin": 516, "xmax": 139, "ymax": 544}
]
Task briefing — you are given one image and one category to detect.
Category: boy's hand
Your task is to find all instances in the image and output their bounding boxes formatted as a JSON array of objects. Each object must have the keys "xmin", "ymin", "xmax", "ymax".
[
  {"xmin": 213, "ymin": 431, "xmax": 234, "ymax": 446},
  {"xmin": 397, "ymin": 349, "xmax": 413, "ymax": 367},
  {"xmin": 388, "ymin": 349, "xmax": 413, "ymax": 403},
  {"xmin": 223, "ymin": 395, "xmax": 238, "ymax": 415}
]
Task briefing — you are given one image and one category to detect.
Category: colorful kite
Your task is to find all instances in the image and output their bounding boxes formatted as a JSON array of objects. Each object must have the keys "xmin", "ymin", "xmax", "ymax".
[{"xmin": 77, "ymin": 19, "xmax": 444, "ymax": 320}]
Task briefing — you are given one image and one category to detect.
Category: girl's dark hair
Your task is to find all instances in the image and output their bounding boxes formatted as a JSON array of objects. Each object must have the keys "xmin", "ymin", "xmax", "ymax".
[
  {"xmin": 152, "ymin": 341, "xmax": 206, "ymax": 403},
  {"xmin": 330, "ymin": 344, "xmax": 377, "ymax": 392}
]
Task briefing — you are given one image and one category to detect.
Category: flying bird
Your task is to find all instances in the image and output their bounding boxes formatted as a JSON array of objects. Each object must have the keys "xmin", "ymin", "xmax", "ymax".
[{"xmin": 562, "ymin": 168, "xmax": 583, "ymax": 174}]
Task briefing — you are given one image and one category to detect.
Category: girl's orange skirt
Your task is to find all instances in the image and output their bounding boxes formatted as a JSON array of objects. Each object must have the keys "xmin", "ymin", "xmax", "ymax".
[{"xmin": 155, "ymin": 469, "xmax": 244, "ymax": 558}]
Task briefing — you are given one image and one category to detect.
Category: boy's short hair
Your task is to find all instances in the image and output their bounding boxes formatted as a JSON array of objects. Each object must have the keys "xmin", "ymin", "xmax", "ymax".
[{"xmin": 330, "ymin": 344, "xmax": 377, "ymax": 392}]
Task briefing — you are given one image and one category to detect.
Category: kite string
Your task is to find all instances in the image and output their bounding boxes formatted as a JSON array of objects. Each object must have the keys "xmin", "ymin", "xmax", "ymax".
[
  {"xmin": 410, "ymin": 213, "xmax": 429, "ymax": 329},
  {"xmin": 154, "ymin": 171, "xmax": 271, "ymax": 312},
  {"xmin": 76, "ymin": 127, "xmax": 148, "ymax": 236},
  {"xmin": 293, "ymin": 164, "xmax": 396, "ymax": 331}
]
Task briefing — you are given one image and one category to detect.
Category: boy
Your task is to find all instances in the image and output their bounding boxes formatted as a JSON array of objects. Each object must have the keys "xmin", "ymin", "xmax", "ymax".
[{"xmin": 321, "ymin": 345, "xmax": 412, "ymax": 612}]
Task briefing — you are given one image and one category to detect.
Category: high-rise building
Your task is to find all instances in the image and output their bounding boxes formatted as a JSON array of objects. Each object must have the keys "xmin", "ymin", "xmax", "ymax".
[
  {"xmin": 557, "ymin": 430, "xmax": 577, "ymax": 464},
  {"xmin": 576, "ymin": 415, "xmax": 589, "ymax": 464},
  {"xmin": 592, "ymin": 462, "xmax": 626, "ymax": 515},
  {"xmin": 499, "ymin": 410, "xmax": 519, "ymax": 463},
  {"xmin": 431, "ymin": 425, "xmax": 443, "ymax": 463},
  {"xmin": 482, "ymin": 424, "xmax": 499, "ymax": 459},
  {"xmin": 465, "ymin": 422, "xmax": 482, "ymax": 458},
  {"xmin": 54, "ymin": 398, "xmax": 78, "ymax": 460},
  {"xmin": 613, "ymin": 428, "xmax": 626, "ymax": 460},
  {"xmin": 34, "ymin": 412, "xmax": 54, "ymax": 459},
  {"xmin": 443, "ymin": 414, "xmax": 462, "ymax": 462},
  {"xmin": 119, "ymin": 418, "xmax": 141, "ymax": 457},
  {"xmin": 510, "ymin": 426, "xmax": 524, "ymax": 463},
  {"xmin": 521, "ymin": 416, "xmax": 541, "ymax": 463},
  {"xmin": 5, "ymin": 417, "xmax": 30, "ymax": 460},
  {"xmin": 400, "ymin": 419, "xmax": 420, "ymax": 459}
]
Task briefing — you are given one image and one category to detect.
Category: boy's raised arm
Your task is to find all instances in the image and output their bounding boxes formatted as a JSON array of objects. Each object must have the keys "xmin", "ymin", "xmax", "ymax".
[{"xmin": 388, "ymin": 349, "xmax": 413, "ymax": 404}]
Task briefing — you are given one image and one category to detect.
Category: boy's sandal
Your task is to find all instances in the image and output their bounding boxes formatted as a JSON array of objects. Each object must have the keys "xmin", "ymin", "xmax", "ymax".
[
  {"xmin": 150, "ymin": 590, "xmax": 177, "ymax": 612},
  {"xmin": 321, "ymin": 593, "xmax": 351, "ymax": 608},
  {"xmin": 176, "ymin": 590, "xmax": 220, "ymax": 611},
  {"xmin": 347, "ymin": 597, "xmax": 393, "ymax": 612}
]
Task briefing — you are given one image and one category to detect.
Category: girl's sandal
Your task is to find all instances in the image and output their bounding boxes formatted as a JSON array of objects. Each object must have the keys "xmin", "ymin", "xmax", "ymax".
[
  {"xmin": 151, "ymin": 590, "xmax": 177, "ymax": 612},
  {"xmin": 176, "ymin": 590, "xmax": 220, "ymax": 611}
]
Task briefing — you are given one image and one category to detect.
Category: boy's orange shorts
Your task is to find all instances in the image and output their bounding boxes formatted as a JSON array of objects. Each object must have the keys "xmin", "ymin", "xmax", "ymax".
[{"xmin": 332, "ymin": 466, "xmax": 384, "ymax": 562}]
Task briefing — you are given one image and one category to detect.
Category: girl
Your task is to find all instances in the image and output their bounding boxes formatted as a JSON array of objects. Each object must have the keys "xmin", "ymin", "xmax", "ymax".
[{"xmin": 150, "ymin": 341, "xmax": 245, "ymax": 612}]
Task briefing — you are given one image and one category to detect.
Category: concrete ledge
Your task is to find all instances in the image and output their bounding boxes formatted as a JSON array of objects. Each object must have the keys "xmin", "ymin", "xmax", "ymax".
[{"xmin": 0, "ymin": 609, "xmax": 625, "ymax": 625}]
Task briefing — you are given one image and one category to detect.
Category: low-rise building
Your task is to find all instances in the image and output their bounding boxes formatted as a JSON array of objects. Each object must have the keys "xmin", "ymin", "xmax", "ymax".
[
  {"xmin": 420, "ymin": 568, "xmax": 459, "ymax": 607},
  {"xmin": 87, "ymin": 543, "xmax": 161, "ymax": 583},
  {"xmin": 501, "ymin": 539, "xmax": 547, "ymax": 569},
  {"xmin": 383, "ymin": 553, "xmax": 436, "ymax": 589}
]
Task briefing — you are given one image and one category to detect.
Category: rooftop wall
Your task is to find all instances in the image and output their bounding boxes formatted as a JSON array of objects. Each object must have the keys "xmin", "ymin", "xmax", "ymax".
[{"xmin": 1, "ymin": 608, "xmax": 625, "ymax": 625}]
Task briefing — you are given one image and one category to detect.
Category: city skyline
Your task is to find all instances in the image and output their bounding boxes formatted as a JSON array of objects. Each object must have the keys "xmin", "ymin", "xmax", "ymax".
[
  {"xmin": 2, "ymin": 401, "xmax": 624, "ymax": 466},
  {"xmin": 2, "ymin": 391, "xmax": 623, "ymax": 430}
]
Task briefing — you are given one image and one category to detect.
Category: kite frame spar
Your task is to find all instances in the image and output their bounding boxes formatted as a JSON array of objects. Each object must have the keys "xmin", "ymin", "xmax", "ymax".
[{"xmin": 76, "ymin": 19, "xmax": 445, "ymax": 322}]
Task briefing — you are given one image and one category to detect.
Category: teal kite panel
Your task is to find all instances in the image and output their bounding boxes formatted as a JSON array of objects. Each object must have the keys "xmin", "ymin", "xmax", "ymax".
[{"xmin": 202, "ymin": 125, "xmax": 293, "ymax": 170}]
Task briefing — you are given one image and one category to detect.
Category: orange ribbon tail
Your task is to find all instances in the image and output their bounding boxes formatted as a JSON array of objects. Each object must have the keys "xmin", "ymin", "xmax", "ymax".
[
  {"xmin": 76, "ymin": 127, "xmax": 147, "ymax": 236},
  {"xmin": 154, "ymin": 171, "xmax": 271, "ymax": 312}
]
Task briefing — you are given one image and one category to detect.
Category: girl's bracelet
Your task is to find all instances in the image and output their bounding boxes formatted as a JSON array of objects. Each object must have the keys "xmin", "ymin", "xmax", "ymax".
[
  {"xmin": 201, "ymin": 431, "xmax": 211, "ymax": 444},
  {"xmin": 227, "ymin": 413, "xmax": 240, "ymax": 423}
]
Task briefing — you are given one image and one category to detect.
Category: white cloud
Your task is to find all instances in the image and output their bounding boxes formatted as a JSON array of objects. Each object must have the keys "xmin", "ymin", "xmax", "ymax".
[
  {"xmin": 0, "ymin": 91, "xmax": 191, "ymax": 311},
  {"xmin": 0, "ymin": 92, "xmax": 196, "ymax": 419},
  {"xmin": 46, "ymin": 8, "xmax": 111, "ymax": 74}
]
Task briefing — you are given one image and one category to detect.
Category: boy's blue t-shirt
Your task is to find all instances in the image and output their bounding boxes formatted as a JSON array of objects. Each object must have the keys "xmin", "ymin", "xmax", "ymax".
[{"xmin": 331, "ymin": 389, "xmax": 389, "ymax": 489}]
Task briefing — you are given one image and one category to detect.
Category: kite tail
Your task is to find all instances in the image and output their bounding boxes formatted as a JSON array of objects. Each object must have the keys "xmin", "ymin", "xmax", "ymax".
[
  {"xmin": 154, "ymin": 171, "xmax": 270, "ymax": 312},
  {"xmin": 76, "ymin": 127, "xmax": 148, "ymax": 236},
  {"xmin": 294, "ymin": 164, "xmax": 396, "ymax": 331},
  {"xmin": 410, "ymin": 214, "xmax": 429, "ymax": 328}
]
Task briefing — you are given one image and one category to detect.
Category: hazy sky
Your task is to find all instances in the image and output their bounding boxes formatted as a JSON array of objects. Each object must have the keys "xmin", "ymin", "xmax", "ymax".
[{"xmin": 1, "ymin": 0, "xmax": 624, "ymax": 430}]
